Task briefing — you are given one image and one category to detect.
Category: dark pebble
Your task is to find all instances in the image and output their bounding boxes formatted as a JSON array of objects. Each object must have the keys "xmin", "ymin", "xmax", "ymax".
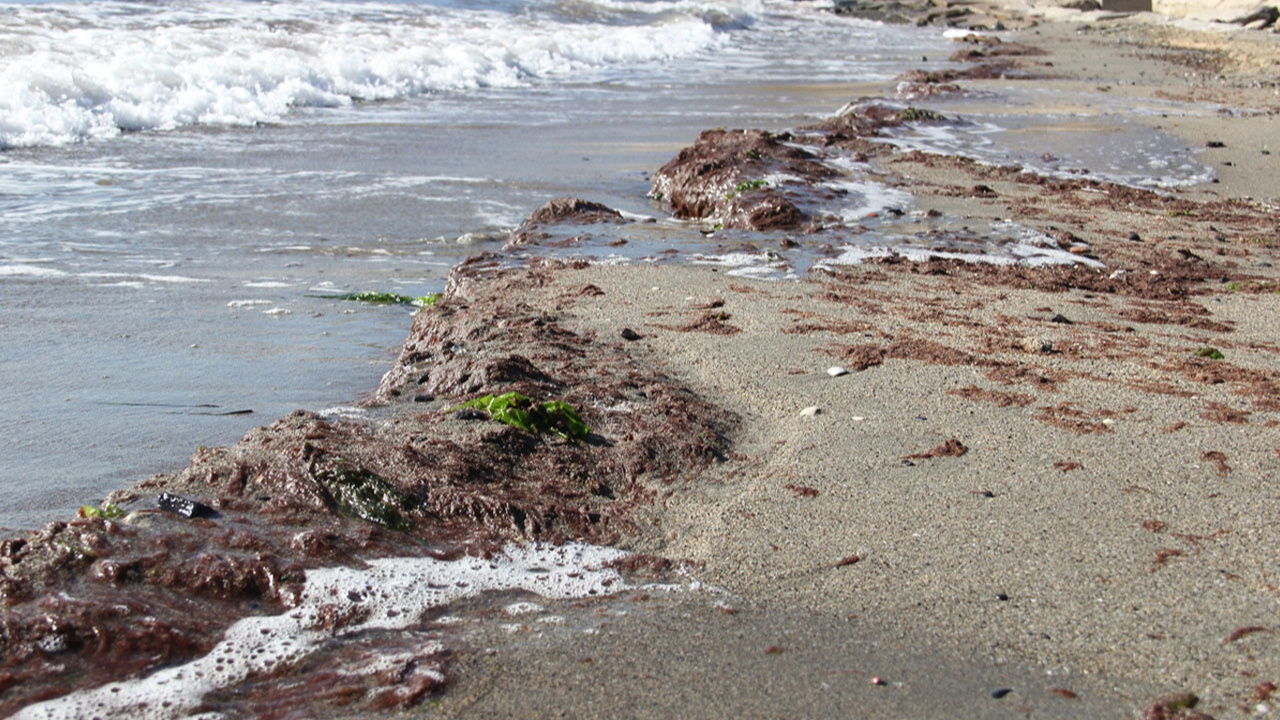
[
  {"xmin": 996, "ymin": 593, "xmax": 1009, "ymax": 601},
  {"xmin": 413, "ymin": 394, "xmax": 434, "ymax": 403},
  {"xmin": 1050, "ymin": 313, "xmax": 1072, "ymax": 324},
  {"xmin": 992, "ymin": 688, "xmax": 1013, "ymax": 699},
  {"xmin": 1128, "ymin": 232, "xmax": 1142, "ymax": 241},
  {"xmin": 620, "ymin": 327, "xmax": 642, "ymax": 341},
  {"xmin": 901, "ymin": 459, "xmax": 916, "ymax": 467},
  {"xmin": 454, "ymin": 408, "xmax": 488, "ymax": 421},
  {"xmin": 1206, "ymin": 140, "xmax": 1225, "ymax": 148},
  {"xmin": 981, "ymin": 490, "xmax": 996, "ymax": 498},
  {"xmin": 157, "ymin": 492, "xmax": 215, "ymax": 519}
]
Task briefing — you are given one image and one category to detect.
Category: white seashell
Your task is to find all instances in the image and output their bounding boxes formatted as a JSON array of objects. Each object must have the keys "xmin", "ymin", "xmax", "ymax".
[
  {"xmin": 800, "ymin": 406, "xmax": 821, "ymax": 417},
  {"xmin": 828, "ymin": 366, "xmax": 849, "ymax": 377}
]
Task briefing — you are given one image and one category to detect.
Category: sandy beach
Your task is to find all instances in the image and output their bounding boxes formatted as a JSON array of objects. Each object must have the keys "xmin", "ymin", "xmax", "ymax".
[
  {"xmin": 3, "ymin": 2, "xmax": 1278, "ymax": 717},
  {"xmin": 429, "ymin": 12, "xmax": 1280, "ymax": 718}
]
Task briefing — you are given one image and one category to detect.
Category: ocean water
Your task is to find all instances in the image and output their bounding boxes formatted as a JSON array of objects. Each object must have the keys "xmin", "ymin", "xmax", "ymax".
[{"xmin": 0, "ymin": 0, "xmax": 1210, "ymax": 530}]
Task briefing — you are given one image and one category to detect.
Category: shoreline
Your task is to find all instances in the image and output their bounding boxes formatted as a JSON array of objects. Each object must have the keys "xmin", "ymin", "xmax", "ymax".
[{"xmin": 4, "ymin": 4, "xmax": 1279, "ymax": 717}]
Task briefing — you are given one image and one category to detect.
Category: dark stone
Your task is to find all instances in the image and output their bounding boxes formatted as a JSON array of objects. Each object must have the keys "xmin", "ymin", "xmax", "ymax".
[
  {"xmin": 1050, "ymin": 313, "xmax": 1072, "ymax": 324},
  {"xmin": 453, "ymin": 408, "xmax": 487, "ymax": 421},
  {"xmin": 1206, "ymin": 140, "xmax": 1226, "ymax": 148},
  {"xmin": 620, "ymin": 328, "xmax": 642, "ymax": 341},
  {"xmin": 992, "ymin": 688, "xmax": 1013, "ymax": 699},
  {"xmin": 157, "ymin": 492, "xmax": 216, "ymax": 519}
]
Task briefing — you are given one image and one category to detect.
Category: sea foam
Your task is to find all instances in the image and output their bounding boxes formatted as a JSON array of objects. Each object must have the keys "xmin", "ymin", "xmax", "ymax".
[
  {"xmin": 0, "ymin": 0, "xmax": 750, "ymax": 148},
  {"xmin": 15, "ymin": 542, "xmax": 632, "ymax": 719}
]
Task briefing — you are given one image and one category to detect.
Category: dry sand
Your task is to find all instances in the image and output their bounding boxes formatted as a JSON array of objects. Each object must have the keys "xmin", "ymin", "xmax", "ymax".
[{"xmin": 426, "ymin": 11, "xmax": 1280, "ymax": 720}]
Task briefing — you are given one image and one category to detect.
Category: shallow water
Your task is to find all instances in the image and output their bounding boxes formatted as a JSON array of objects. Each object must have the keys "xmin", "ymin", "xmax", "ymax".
[{"xmin": 0, "ymin": 0, "xmax": 1214, "ymax": 530}]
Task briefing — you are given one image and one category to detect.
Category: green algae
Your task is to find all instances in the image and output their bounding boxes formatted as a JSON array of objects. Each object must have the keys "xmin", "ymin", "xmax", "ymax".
[
  {"xmin": 78, "ymin": 503, "xmax": 126, "ymax": 520},
  {"xmin": 314, "ymin": 291, "xmax": 441, "ymax": 308},
  {"xmin": 449, "ymin": 392, "xmax": 590, "ymax": 440},
  {"xmin": 314, "ymin": 467, "xmax": 413, "ymax": 531},
  {"xmin": 896, "ymin": 107, "xmax": 947, "ymax": 122}
]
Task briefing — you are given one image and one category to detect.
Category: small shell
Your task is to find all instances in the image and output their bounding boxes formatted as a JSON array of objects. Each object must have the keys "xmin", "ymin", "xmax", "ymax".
[
  {"xmin": 800, "ymin": 406, "xmax": 821, "ymax": 417},
  {"xmin": 827, "ymin": 366, "xmax": 849, "ymax": 377}
]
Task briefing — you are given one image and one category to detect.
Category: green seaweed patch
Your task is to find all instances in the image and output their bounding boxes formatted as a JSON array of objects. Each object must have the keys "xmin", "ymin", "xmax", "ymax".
[
  {"xmin": 78, "ymin": 503, "xmax": 126, "ymax": 520},
  {"xmin": 314, "ymin": 467, "xmax": 413, "ymax": 530},
  {"xmin": 1195, "ymin": 347, "xmax": 1225, "ymax": 360},
  {"xmin": 449, "ymin": 392, "xmax": 590, "ymax": 440},
  {"xmin": 896, "ymin": 107, "xmax": 947, "ymax": 122},
  {"xmin": 727, "ymin": 179, "xmax": 769, "ymax": 199},
  {"xmin": 314, "ymin": 291, "xmax": 441, "ymax": 308}
]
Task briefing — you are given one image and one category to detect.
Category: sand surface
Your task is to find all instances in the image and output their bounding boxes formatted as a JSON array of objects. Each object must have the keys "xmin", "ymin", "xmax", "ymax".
[{"xmin": 426, "ymin": 11, "xmax": 1280, "ymax": 719}]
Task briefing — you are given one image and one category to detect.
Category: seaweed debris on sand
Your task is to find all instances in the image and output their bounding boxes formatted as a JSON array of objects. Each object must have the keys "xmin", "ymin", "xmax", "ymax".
[{"xmin": 0, "ymin": 249, "xmax": 734, "ymax": 716}]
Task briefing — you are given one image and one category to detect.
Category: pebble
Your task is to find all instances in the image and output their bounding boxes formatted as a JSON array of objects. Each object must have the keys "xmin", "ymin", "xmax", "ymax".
[
  {"xmin": 800, "ymin": 406, "xmax": 821, "ymax": 417},
  {"xmin": 1050, "ymin": 313, "xmax": 1072, "ymax": 324},
  {"xmin": 871, "ymin": 676, "xmax": 885, "ymax": 686},
  {"xmin": 827, "ymin": 366, "xmax": 849, "ymax": 377},
  {"xmin": 992, "ymin": 688, "xmax": 1013, "ymax": 699},
  {"xmin": 1020, "ymin": 337, "xmax": 1053, "ymax": 354},
  {"xmin": 620, "ymin": 327, "xmax": 642, "ymax": 341}
]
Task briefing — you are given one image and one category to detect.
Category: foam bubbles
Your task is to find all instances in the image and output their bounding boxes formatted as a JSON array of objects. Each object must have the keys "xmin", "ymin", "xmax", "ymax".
[
  {"xmin": 15, "ymin": 543, "xmax": 630, "ymax": 719},
  {"xmin": 0, "ymin": 0, "xmax": 741, "ymax": 148}
]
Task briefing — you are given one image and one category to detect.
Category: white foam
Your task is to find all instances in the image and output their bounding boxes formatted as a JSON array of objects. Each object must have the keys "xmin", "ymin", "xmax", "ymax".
[
  {"xmin": 691, "ymin": 251, "xmax": 797, "ymax": 279},
  {"xmin": 0, "ymin": 0, "xmax": 740, "ymax": 148},
  {"xmin": 815, "ymin": 223, "xmax": 1106, "ymax": 270},
  {"xmin": 226, "ymin": 299, "xmax": 272, "ymax": 308},
  {"xmin": 826, "ymin": 179, "xmax": 915, "ymax": 223},
  {"xmin": 16, "ymin": 543, "xmax": 631, "ymax": 720},
  {"xmin": 504, "ymin": 601, "xmax": 545, "ymax": 616},
  {"xmin": 318, "ymin": 405, "xmax": 367, "ymax": 419},
  {"xmin": 0, "ymin": 264, "xmax": 66, "ymax": 278},
  {"xmin": 78, "ymin": 272, "xmax": 210, "ymax": 284}
]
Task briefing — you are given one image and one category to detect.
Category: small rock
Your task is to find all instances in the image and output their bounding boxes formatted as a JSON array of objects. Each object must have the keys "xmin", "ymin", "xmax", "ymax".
[
  {"xmin": 454, "ymin": 408, "xmax": 488, "ymax": 421},
  {"xmin": 827, "ymin": 366, "xmax": 849, "ymax": 377},
  {"xmin": 1128, "ymin": 232, "xmax": 1142, "ymax": 241},
  {"xmin": 620, "ymin": 327, "xmax": 642, "ymax": 341},
  {"xmin": 1206, "ymin": 140, "xmax": 1226, "ymax": 148},
  {"xmin": 1050, "ymin": 313, "xmax": 1072, "ymax": 324},
  {"xmin": 992, "ymin": 688, "xmax": 1013, "ymax": 699},
  {"xmin": 871, "ymin": 676, "xmax": 886, "ymax": 686},
  {"xmin": 800, "ymin": 406, "xmax": 821, "ymax": 417},
  {"xmin": 996, "ymin": 593, "xmax": 1009, "ymax": 601},
  {"xmin": 1020, "ymin": 337, "xmax": 1053, "ymax": 354},
  {"xmin": 157, "ymin": 492, "xmax": 215, "ymax": 519}
]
